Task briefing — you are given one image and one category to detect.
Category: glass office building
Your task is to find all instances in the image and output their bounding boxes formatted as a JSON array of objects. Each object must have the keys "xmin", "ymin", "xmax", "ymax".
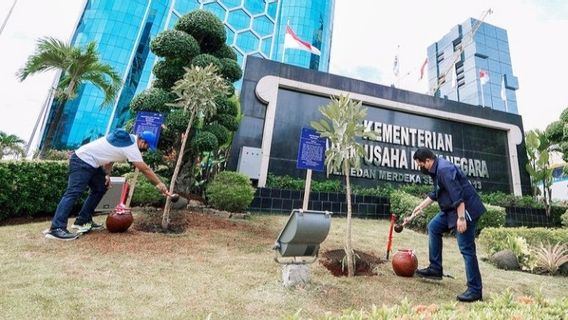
[
  {"xmin": 41, "ymin": 0, "xmax": 334, "ymax": 149},
  {"xmin": 427, "ymin": 18, "xmax": 519, "ymax": 113}
]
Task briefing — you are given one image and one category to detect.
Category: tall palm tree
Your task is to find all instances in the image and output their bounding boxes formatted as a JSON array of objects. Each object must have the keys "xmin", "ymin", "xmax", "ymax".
[
  {"xmin": 0, "ymin": 131, "xmax": 25, "ymax": 159},
  {"xmin": 311, "ymin": 95, "xmax": 375, "ymax": 277},
  {"xmin": 17, "ymin": 37, "xmax": 121, "ymax": 155},
  {"xmin": 161, "ymin": 64, "xmax": 229, "ymax": 230}
]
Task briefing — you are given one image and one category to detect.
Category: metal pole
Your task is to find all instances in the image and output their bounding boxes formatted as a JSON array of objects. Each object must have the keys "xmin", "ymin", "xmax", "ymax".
[
  {"xmin": 302, "ymin": 169, "xmax": 312, "ymax": 210},
  {"xmin": 0, "ymin": 0, "xmax": 17, "ymax": 37}
]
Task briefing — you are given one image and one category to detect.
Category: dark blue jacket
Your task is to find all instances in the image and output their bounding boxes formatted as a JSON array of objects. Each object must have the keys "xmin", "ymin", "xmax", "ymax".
[{"xmin": 427, "ymin": 157, "xmax": 486, "ymax": 229}]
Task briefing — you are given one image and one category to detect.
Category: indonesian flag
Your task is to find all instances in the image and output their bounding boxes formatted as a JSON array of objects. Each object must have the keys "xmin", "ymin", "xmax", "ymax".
[
  {"xmin": 479, "ymin": 69, "xmax": 489, "ymax": 85},
  {"xmin": 284, "ymin": 25, "xmax": 321, "ymax": 55}
]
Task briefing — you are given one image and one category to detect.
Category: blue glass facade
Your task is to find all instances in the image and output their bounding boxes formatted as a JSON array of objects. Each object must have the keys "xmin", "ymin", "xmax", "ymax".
[
  {"xmin": 42, "ymin": 0, "xmax": 334, "ymax": 149},
  {"xmin": 427, "ymin": 18, "xmax": 519, "ymax": 114}
]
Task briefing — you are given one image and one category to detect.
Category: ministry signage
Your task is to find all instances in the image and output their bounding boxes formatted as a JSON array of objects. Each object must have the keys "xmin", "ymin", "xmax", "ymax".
[{"xmin": 229, "ymin": 57, "xmax": 530, "ymax": 195}]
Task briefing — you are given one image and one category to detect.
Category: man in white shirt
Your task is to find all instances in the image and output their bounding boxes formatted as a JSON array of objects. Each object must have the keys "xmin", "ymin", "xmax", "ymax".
[{"xmin": 45, "ymin": 129, "xmax": 170, "ymax": 241}]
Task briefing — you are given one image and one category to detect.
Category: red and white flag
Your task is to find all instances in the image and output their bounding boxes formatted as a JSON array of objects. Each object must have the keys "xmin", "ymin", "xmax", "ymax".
[
  {"xmin": 479, "ymin": 69, "xmax": 489, "ymax": 85},
  {"xmin": 419, "ymin": 58, "xmax": 428, "ymax": 80},
  {"xmin": 284, "ymin": 25, "xmax": 321, "ymax": 55}
]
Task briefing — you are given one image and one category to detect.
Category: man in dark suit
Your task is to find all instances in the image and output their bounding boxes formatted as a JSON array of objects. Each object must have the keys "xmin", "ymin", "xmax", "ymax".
[{"xmin": 403, "ymin": 147, "xmax": 486, "ymax": 302}]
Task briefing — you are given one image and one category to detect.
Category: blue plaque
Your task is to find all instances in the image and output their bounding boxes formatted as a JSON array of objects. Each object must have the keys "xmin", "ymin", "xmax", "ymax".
[
  {"xmin": 133, "ymin": 111, "xmax": 164, "ymax": 150},
  {"xmin": 296, "ymin": 128, "xmax": 326, "ymax": 172}
]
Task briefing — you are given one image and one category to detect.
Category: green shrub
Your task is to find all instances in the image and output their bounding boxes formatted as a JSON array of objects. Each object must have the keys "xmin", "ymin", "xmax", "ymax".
[
  {"xmin": 150, "ymin": 29, "xmax": 199, "ymax": 60},
  {"xmin": 129, "ymin": 87, "xmax": 172, "ymax": 113},
  {"xmin": 352, "ymin": 184, "xmax": 395, "ymax": 198},
  {"xmin": 111, "ymin": 162, "xmax": 133, "ymax": 177},
  {"xmin": 562, "ymin": 209, "xmax": 568, "ymax": 228},
  {"xmin": 479, "ymin": 191, "xmax": 544, "ymax": 208},
  {"xmin": 388, "ymin": 190, "xmax": 438, "ymax": 231},
  {"xmin": 152, "ymin": 59, "xmax": 186, "ymax": 84},
  {"xmin": 480, "ymin": 227, "xmax": 568, "ymax": 255},
  {"xmin": 0, "ymin": 161, "xmax": 69, "ymax": 220},
  {"xmin": 191, "ymin": 53, "xmax": 222, "ymax": 70},
  {"xmin": 204, "ymin": 123, "xmax": 230, "ymax": 145},
  {"xmin": 215, "ymin": 114, "xmax": 239, "ymax": 131},
  {"xmin": 191, "ymin": 131, "xmax": 218, "ymax": 153},
  {"xmin": 125, "ymin": 172, "xmax": 166, "ymax": 207},
  {"xmin": 207, "ymin": 171, "xmax": 255, "ymax": 212},
  {"xmin": 175, "ymin": 10, "xmax": 226, "ymax": 52},
  {"xmin": 399, "ymin": 184, "xmax": 432, "ymax": 198},
  {"xmin": 219, "ymin": 57, "xmax": 242, "ymax": 82},
  {"xmin": 211, "ymin": 43, "xmax": 237, "ymax": 61},
  {"xmin": 266, "ymin": 174, "xmax": 343, "ymax": 192},
  {"xmin": 477, "ymin": 204, "xmax": 506, "ymax": 233}
]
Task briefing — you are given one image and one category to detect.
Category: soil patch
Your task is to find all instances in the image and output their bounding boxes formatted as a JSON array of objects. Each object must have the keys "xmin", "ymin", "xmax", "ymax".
[{"xmin": 320, "ymin": 249, "xmax": 384, "ymax": 277}]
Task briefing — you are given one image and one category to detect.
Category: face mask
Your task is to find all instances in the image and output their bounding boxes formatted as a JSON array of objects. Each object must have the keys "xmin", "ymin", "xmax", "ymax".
[{"xmin": 420, "ymin": 166, "xmax": 429, "ymax": 175}]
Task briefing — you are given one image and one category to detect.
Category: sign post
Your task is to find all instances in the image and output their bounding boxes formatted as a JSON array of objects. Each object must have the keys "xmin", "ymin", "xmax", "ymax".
[
  {"xmin": 296, "ymin": 128, "xmax": 326, "ymax": 210},
  {"xmin": 126, "ymin": 111, "xmax": 164, "ymax": 206}
]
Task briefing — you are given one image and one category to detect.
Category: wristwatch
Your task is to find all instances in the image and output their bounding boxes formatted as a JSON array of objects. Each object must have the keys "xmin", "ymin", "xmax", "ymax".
[{"xmin": 458, "ymin": 216, "xmax": 466, "ymax": 221}]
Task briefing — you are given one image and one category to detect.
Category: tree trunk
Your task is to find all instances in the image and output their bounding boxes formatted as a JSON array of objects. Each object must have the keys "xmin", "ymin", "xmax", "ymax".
[
  {"xmin": 39, "ymin": 99, "xmax": 65, "ymax": 158},
  {"xmin": 344, "ymin": 161, "xmax": 354, "ymax": 277},
  {"xmin": 162, "ymin": 107, "xmax": 197, "ymax": 230}
]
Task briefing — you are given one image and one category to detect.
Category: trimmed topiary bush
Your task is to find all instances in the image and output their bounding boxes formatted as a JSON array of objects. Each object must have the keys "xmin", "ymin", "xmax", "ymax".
[
  {"xmin": 129, "ymin": 87, "xmax": 172, "ymax": 113},
  {"xmin": 219, "ymin": 57, "xmax": 242, "ymax": 82},
  {"xmin": 153, "ymin": 59, "xmax": 187, "ymax": 85},
  {"xmin": 204, "ymin": 123, "xmax": 230, "ymax": 145},
  {"xmin": 175, "ymin": 10, "xmax": 226, "ymax": 52},
  {"xmin": 216, "ymin": 114, "xmax": 239, "ymax": 131},
  {"xmin": 207, "ymin": 171, "xmax": 255, "ymax": 212},
  {"xmin": 191, "ymin": 53, "xmax": 222, "ymax": 70},
  {"xmin": 150, "ymin": 29, "xmax": 199, "ymax": 60},
  {"xmin": 191, "ymin": 131, "xmax": 218, "ymax": 153},
  {"xmin": 212, "ymin": 43, "xmax": 237, "ymax": 61}
]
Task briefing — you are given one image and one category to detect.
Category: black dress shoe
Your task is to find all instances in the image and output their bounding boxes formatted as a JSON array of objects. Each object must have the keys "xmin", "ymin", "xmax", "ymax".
[
  {"xmin": 415, "ymin": 266, "xmax": 443, "ymax": 280},
  {"xmin": 457, "ymin": 289, "xmax": 483, "ymax": 302}
]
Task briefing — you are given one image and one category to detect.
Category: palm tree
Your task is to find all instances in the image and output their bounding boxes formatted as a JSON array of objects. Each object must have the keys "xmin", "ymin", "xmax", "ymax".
[
  {"xmin": 311, "ymin": 95, "xmax": 375, "ymax": 277},
  {"xmin": 17, "ymin": 37, "xmax": 121, "ymax": 156},
  {"xmin": 0, "ymin": 131, "xmax": 25, "ymax": 159},
  {"xmin": 162, "ymin": 64, "xmax": 229, "ymax": 230},
  {"xmin": 525, "ymin": 129, "xmax": 554, "ymax": 215}
]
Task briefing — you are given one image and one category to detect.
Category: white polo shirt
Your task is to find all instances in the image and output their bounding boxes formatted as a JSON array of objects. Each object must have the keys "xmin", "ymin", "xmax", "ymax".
[{"xmin": 75, "ymin": 135, "xmax": 143, "ymax": 168}]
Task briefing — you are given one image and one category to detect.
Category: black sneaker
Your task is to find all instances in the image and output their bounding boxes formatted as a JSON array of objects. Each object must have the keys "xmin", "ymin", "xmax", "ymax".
[
  {"xmin": 45, "ymin": 228, "xmax": 79, "ymax": 241},
  {"xmin": 457, "ymin": 289, "xmax": 483, "ymax": 302},
  {"xmin": 415, "ymin": 266, "xmax": 443, "ymax": 280}
]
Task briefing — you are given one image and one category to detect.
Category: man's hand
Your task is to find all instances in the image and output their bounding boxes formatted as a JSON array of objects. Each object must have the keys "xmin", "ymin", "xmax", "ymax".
[
  {"xmin": 403, "ymin": 206, "xmax": 422, "ymax": 226},
  {"xmin": 156, "ymin": 182, "xmax": 171, "ymax": 197},
  {"xmin": 105, "ymin": 175, "xmax": 111, "ymax": 189},
  {"xmin": 457, "ymin": 217, "xmax": 467, "ymax": 233}
]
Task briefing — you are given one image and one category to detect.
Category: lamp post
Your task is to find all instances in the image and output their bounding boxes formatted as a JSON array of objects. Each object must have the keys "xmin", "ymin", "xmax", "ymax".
[{"xmin": 0, "ymin": 0, "xmax": 18, "ymax": 37}]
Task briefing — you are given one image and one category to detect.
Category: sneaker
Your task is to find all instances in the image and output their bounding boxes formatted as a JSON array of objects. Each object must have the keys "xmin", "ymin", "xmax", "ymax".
[
  {"xmin": 45, "ymin": 228, "xmax": 79, "ymax": 241},
  {"xmin": 457, "ymin": 289, "xmax": 483, "ymax": 302},
  {"xmin": 415, "ymin": 266, "xmax": 443, "ymax": 280},
  {"xmin": 72, "ymin": 220, "xmax": 105, "ymax": 233}
]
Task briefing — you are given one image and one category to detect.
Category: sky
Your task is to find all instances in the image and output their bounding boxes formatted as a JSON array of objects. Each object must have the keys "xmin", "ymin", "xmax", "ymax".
[{"xmin": 0, "ymin": 0, "xmax": 567, "ymax": 147}]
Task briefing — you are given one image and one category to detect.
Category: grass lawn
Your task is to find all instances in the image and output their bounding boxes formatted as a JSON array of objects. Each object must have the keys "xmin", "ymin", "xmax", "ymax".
[{"xmin": 1, "ymin": 211, "xmax": 567, "ymax": 319}]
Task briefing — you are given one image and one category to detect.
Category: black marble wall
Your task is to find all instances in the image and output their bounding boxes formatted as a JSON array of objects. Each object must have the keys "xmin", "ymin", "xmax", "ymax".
[{"xmin": 230, "ymin": 57, "xmax": 532, "ymax": 195}]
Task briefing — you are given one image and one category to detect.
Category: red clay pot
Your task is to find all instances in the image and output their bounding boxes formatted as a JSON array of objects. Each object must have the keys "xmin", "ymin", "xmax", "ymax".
[
  {"xmin": 106, "ymin": 206, "xmax": 133, "ymax": 233},
  {"xmin": 392, "ymin": 249, "xmax": 418, "ymax": 277}
]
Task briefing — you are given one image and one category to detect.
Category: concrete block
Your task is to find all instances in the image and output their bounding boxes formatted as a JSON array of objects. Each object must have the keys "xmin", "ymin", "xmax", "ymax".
[{"xmin": 281, "ymin": 264, "xmax": 310, "ymax": 287}]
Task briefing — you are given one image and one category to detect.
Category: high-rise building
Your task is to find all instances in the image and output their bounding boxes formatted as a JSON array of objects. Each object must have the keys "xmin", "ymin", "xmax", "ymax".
[
  {"xmin": 41, "ymin": 0, "xmax": 334, "ymax": 150},
  {"xmin": 427, "ymin": 17, "xmax": 519, "ymax": 113}
]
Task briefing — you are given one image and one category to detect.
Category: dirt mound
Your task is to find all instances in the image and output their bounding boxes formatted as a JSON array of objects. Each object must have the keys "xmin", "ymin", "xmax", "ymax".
[{"xmin": 320, "ymin": 249, "xmax": 384, "ymax": 277}]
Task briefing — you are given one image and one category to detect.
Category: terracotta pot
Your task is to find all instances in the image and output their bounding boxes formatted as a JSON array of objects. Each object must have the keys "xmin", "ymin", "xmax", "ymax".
[
  {"xmin": 106, "ymin": 207, "xmax": 133, "ymax": 233},
  {"xmin": 392, "ymin": 249, "xmax": 418, "ymax": 277}
]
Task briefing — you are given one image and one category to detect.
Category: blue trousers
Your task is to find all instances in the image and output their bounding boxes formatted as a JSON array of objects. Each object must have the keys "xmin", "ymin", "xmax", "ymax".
[
  {"xmin": 51, "ymin": 153, "xmax": 107, "ymax": 229},
  {"xmin": 427, "ymin": 212, "xmax": 483, "ymax": 294}
]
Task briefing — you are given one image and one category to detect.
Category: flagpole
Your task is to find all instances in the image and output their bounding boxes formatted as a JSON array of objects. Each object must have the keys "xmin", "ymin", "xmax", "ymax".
[
  {"xmin": 281, "ymin": 19, "xmax": 289, "ymax": 64},
  {"xmin": 480, "ymin": 73, "xmax": 486, "ymax": 108}
]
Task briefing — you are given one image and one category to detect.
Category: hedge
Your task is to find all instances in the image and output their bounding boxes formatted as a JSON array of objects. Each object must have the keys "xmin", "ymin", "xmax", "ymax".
[
  {"xmin": 480, "ymin": 227, "xmax": 568, "ymax": 254},
  {"xmin": 0, "ymin": 161, "xmax": 69, "ymax": 220}
]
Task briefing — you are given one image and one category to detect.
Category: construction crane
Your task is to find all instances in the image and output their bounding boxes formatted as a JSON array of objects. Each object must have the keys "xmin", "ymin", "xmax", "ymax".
[{"xmin": 431, "ymin": 8, "xmax": 493, "ymax": 95}]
